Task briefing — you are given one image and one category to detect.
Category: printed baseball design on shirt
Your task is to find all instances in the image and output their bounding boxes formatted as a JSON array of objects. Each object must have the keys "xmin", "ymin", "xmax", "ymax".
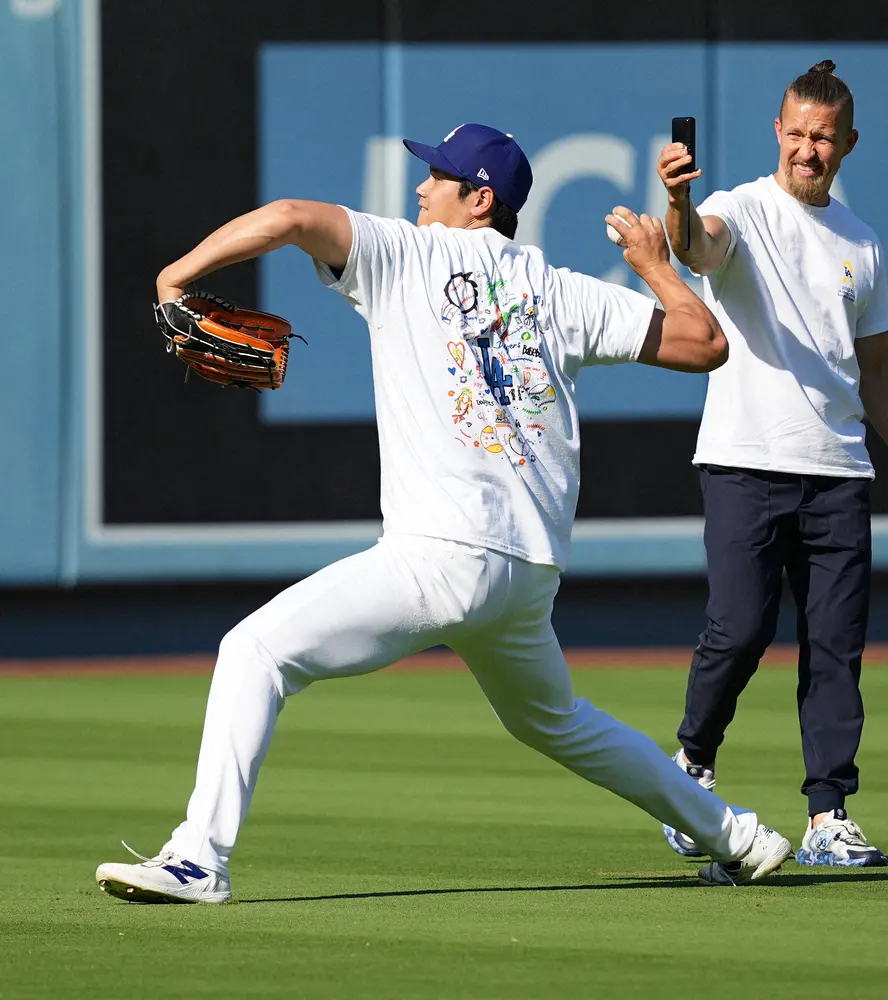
[
  {"xmin": 441, "ymin": 273, "xmax": 479, "ymax": 327},
  {"xmin": 442, "ymin": 273, "xmax": 554, "ymax": 464},
  {"xmin": 479, "ymin": 425, "xmax": 504, "ymax": 452}
]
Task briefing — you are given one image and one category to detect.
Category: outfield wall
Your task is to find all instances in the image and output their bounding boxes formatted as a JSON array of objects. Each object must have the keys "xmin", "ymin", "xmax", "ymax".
[{"xmin": 4, "ymin": 1, "xmax": 888, "ymax": 586}]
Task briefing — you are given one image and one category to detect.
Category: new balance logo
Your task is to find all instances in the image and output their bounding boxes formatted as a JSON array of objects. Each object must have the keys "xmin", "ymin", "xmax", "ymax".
[
  {"xmin": 477, "ymin": 168, "xmax": 490, "ymax": 181},
  {"xmin": 162, "ymin": 859, "xmax": 210, "ymax": 885}
]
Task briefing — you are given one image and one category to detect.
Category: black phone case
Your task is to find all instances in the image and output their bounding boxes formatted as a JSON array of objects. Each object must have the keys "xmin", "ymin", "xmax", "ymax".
[{"xmin": 671, "ymin": 117, "xmax": 696, "ymax": 175}]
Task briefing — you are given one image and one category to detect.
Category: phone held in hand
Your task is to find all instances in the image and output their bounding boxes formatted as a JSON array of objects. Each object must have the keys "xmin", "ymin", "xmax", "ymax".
[
  {"xmin": 671, "ymin": 117, "xmax": 696, "ymax": 250},
  {"xmin": 671, "ymin": 117, "xmax": 696, "ymax": 175}
]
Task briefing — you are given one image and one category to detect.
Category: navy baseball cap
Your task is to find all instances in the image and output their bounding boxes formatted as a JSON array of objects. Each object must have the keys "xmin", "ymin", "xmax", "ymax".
[{"xmin": 403, "ymin": 124, "xmax": 533, "ymax": 212}]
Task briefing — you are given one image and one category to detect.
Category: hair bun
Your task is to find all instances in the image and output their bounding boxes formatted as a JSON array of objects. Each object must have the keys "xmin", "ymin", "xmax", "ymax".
[{"xmin": 809, "ymin": 59, "xmax": 837, "ymax": 74}]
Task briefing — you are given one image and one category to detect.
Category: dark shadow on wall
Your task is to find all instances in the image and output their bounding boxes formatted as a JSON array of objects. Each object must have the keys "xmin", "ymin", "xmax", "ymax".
[{"xmin": 4, "ymin": 574, "xmax": 888, "ymax": 659}]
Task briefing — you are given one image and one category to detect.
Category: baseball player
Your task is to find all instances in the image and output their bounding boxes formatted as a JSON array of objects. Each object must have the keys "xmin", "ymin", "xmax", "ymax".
[
  {"xmin": 657, "ymin": 62, "xmax": 888, "ymax": 866},
  {"xmin": 96, "ymin": 124, "xmax": 793, "ymax": 902}
]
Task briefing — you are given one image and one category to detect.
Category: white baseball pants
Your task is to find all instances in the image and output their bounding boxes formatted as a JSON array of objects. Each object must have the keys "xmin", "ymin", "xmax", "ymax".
[{"xmin": 164, "ymin": 534, "xmax": 757, "ymax": 874}]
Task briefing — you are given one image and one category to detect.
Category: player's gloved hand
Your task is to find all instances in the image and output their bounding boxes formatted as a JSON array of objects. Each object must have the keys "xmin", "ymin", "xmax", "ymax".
[
  {"xmin": 153, "ymin": 289, "xmax": 304, "ymax": 390},
  {"xmin": 603, "ymin": 207, "xmax": 672, "ymax": 283}
]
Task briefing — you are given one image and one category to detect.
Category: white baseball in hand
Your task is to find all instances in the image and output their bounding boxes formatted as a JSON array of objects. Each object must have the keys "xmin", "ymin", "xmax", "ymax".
[{"xmin": 606, "ymin": 222, "xmax": 628, "ymax": 247}]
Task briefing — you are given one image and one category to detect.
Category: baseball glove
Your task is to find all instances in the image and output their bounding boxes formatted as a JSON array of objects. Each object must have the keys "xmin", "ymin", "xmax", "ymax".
[{"xmin": 154, "ymin": 290, "xmax": 303, "ymax": 390}]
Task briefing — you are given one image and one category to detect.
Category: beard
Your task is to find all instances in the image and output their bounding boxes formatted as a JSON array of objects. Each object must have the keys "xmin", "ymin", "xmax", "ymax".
[{"xmin": 782, "ymin": 161, "xmax": 830, "ymax": 205}]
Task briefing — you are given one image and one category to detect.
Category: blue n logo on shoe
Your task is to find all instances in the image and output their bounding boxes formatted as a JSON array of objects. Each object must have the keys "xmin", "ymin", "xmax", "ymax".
[
  {"xmin": 813, "ymin": 831, "xmax": 836, "ymax": 852},
  {"xmin": 162, "ymin": 859, "xmax": 210, "ymax": 885}
]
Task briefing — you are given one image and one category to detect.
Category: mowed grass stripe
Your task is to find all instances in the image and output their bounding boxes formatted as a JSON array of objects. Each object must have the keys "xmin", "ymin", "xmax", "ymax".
[{"xmin": 1, "ymin": 668, "xmax": 888, "ymax": 998}]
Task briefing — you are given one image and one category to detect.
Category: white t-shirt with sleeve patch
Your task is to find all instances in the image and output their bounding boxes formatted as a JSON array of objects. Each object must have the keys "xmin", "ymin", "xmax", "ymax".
[
  {"xmin": 694, "ymin": 175, "xmax": 888, "ymax": 477},
  {"xmin": 314, "ymin": 208, "xmax": 654, "ymax": 569}
]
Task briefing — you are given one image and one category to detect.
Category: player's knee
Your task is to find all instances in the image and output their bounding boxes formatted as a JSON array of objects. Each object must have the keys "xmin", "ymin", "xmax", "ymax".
[
  {"xmin": 218, "ymin": 624, "xmax": 250, "ymax": 660},
  {"xmin": 217, "ymin": 624, "xmax": 280, "ymax": 678},
  {"xmin": 510, "ymin": 727, "xmax": 550, "ymax": 755},
  {"xmin": 498, "ymin": 711, "xmax": 570, "ymax": 755}
]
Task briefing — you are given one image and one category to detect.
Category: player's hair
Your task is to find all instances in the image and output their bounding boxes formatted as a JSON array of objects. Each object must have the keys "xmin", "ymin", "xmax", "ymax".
[
  {"xmin": 781, "ymin": 60, "xmax": 854, "ymax": 126},
  {"xmin": 458, "ymin": 179, "xmax": 519, "ymax": 239}
]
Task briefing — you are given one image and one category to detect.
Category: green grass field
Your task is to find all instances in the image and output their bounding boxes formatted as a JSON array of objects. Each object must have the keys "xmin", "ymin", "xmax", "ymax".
[{"xmin": 2, "ymin": 664, "xmax": 888, "ymax": 998}]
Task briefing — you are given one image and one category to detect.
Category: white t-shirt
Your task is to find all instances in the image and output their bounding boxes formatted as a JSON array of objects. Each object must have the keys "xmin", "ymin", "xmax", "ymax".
[
  {"xmin": 315, "ymin": 208, "xmax": 654, "ymax": 569},
  {"xmin": 694, "ymin": 175, "xmax": 888, "ymax": 478}
]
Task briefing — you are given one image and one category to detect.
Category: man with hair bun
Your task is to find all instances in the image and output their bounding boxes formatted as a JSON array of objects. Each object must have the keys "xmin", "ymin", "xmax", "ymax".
[{"xmin": 656, "ymin": 61, "xmax": 888, "ymax": 873}]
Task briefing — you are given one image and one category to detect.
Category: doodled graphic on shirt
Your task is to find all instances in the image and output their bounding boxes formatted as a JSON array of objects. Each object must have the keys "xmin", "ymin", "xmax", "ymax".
[
  {"xmin": 840, "ymin": 260, "xmax": 856, "ymax": 302},
  {"xmin": 441, "ymin": 271, "xmax": 555, "ymax": 466},
  {"xmin": 443, "ymin": 273, "xmax": 479, "ymax": 316}
]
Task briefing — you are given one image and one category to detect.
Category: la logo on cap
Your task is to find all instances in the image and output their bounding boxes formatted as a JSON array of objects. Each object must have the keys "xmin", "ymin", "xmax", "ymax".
[{"xmin": 443, "ymin": 125, "xmax": 466, "ymax": 142}]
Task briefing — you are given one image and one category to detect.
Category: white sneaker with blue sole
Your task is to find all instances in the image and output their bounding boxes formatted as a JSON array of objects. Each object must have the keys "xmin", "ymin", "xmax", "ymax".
[
  {"xmin": 796, "ymin": 810, "xmax": 888, "ymax": 868},
  {"xmin": 96, "ymin": 841, "xmax": 231, "ymax": 903},
  {"xmin": 663, "ymin": 750, "xmax": 716, "ymax": 858}
]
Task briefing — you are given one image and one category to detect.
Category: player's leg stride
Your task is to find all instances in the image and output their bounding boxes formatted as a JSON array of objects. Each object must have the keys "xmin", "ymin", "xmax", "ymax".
[
  {"xmin": 795, "ymin": 810, "xmax": 888, "ymax": 867},
  {"xmin": 96, "ymin": 842, "xmax": 231, "ymax": 904},
  {"xmin": 698, "ymin": 825, "xmax": 794, "ymax": 886},
  {"xmin": 662, "ymin": 750, "xmax": 716, "ymax": 858},
  {"xmin": 104, "ymin": 123, "xmax": 808, "ymax": 903},
  {"xmin": 94, "ymin": 542, "xmax": 795, "ymax": 901}
]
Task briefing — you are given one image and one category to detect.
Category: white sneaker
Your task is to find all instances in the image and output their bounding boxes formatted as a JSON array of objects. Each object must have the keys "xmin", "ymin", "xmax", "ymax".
[
  {"xmin": 662, "ymin": 750, "xmax": 716, "ymax": 858},
  {"xmin": 96, "ymin": 842, "xmax": 231, "ymax": 903},
  {"xmin": 796, "ymin": 810, "xmax": 888, "ymax": 868},
  {"xmin": 698, "ymin": 824, "xmax": 793, "ymax": 886}
]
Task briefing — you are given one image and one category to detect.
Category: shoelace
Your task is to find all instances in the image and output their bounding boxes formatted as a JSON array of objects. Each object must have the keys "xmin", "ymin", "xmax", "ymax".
[
  {"xmin": 121, "ymin": 840, "xmax": 178, "ymax": 867},
  {"xmin": 817, "ymin": 818, "xmax": 869, "ymax": 847}
]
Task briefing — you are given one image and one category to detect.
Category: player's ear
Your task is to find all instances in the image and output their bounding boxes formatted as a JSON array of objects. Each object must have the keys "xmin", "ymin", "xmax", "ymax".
[{"xmin": 472, "ymin": 186, "xmax": 496, "ymax": 220}]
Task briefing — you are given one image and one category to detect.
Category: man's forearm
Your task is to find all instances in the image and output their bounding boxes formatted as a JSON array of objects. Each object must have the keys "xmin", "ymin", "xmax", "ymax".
[
  {"xmin": 664, "ymin": 195, "xmax": 711, "ymax": 272},
  {"xmin": 642, "ymin": 261, "xmax": 708, "ymax": 315},
  {"xmin": 158, "ymin": 201, "xmax": 303, "ymax": 294}
]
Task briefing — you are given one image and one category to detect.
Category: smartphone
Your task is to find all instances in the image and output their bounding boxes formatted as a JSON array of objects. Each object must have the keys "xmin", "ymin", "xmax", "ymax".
[
  {"xmin": 671, "ymin": 117, "xmax": 696, "ymax": 251},
  {"xmin": 671, "ymin": 117, "xmax": 696, "ymax": 176}
]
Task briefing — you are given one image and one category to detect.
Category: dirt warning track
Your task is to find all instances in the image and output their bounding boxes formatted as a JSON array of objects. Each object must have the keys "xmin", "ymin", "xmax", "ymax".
[{"xmin": 2, "ymin": 644, "xmax": 888, "ymax": 677}]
